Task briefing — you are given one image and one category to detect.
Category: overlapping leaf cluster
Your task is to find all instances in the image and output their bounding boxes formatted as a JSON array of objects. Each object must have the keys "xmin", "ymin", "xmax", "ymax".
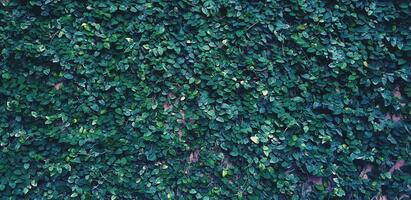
[{"xmin": 0, "ymin": 0, "xmax": 410, "ymax": 199}]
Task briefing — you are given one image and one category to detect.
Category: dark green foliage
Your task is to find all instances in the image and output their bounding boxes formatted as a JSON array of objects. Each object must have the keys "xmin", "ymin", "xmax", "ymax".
[{"xmin": 0, "ymin": 0, "xmax": 410, "ymax": 199}]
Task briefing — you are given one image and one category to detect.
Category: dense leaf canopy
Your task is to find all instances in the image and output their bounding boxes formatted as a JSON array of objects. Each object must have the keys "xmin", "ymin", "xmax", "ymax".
[{"xmin": 0, "ymin": 0, "xmax": 410, "ymax": 199}]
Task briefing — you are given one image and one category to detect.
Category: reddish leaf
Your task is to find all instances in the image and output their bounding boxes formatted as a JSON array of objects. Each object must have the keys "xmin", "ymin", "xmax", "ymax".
[
  {"xmin": 308, "ymin": 176, "xmax": 323, "ymax": 185},
  {"xmin": 393, "ymin": 86, "xmax": 402, "ymax": 98},
  {"xmin": 359, "ymin": 164, "xmax": 373, "ymax": 179},
  {"xmin": 54, "ymin": 82, "xmax": 63, "ymax": 90},
  {"xmin": 189, "ymin": 150, "xmax": 199, "ymax": 163},
  {"xmin": 178, "ymin": 129, "xmax": 183, "ymax": 138},
  {"xmin": 163, "ymin": 103, "xmax": 172, "ymax": 110},
  {"xmin": 389, "ymin": 159, "xmax": 405, "ymax": 174},
  {"xmin": 391, "ymin": 114, "xmax": 402, "ymax": 122},
  {"xmin": 222, "ymin": 155, "xmax": 232, "ymax": 168},
  {"xmin": 177, "ymin": 110, "xmax": 186, "ymax": 124},
  {"xmin": 385, "ymin": 114, "xmax": 402, "ymax": 122},
  {"xmin": 373, "ymin": 195, "xmax": 387, "ymax": 200},
  {"xmin": 167, "ymin": 92, "xmax": 174, "ymax": 99}
]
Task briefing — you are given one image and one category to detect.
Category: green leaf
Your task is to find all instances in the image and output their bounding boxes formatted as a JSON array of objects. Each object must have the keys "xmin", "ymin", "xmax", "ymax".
[{"xmin": 303, "ymin": 126, "xmax": 309, "ymax": 133}]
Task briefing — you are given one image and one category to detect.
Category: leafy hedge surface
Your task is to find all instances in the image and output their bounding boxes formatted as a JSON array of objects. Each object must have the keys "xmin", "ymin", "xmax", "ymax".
[{"xmin": 1, "ymin": 0, "xmax": 411, "ymax": 199}]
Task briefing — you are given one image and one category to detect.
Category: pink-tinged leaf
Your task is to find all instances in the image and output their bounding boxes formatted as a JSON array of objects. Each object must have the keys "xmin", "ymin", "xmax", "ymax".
[
  {"xmin": 163, "ymin": 103, "xmax": 172, "ymax": 110},
  {"xmin": 180, "ymin": 110, "xmax": 185, "ymax": 117},
  {"xmin": 393, "ymin": 86, "xmax": 402, "ymax": 98},
  {"xmin": 393, "ymin": 86, "xmax": 406, "ymax": 106},
  {"xmin": 189, "ymin": 150, "xmax": 199, "ymax": 163},
  {"xmin": 385, "ymin": 114, "xmax": 402, "ymax": 122},
  {"xmin": 222, "ymin": 155, "xmax": 233, "ymax": 168},
  {"xmin": 308, "ymin": 176, "xmax": 323, "ymax": 185},
  {"xmin": 391, "ymin": 114, "xmax": 402, "ymax": 122},
  {"xmin": 389, "ymin": 159, "xmax": 405, "ymax": 174},
  {"xmin": 178, "ymin": 110, "xmax": 186, "ymax": 125},
  {"xmin": 167, "ymin": 92, "xmax": 175, "ymax": 99},
  {"xmin": 359, "ymin": 164, "xmax": 373, "ymax": 179},
  {"xmin": 178, "ymin": 129, "xmax": 183, "ymax": 138},
  {"xmin": 373, "ymin": 195, "xmax": 388, "ymax": 200},
  {"xmin": 285, "ymin": 169, "xmax": 294, "ymax": 175},
  {"xmin": 54, "ymin": 82, "xmax": 63, "ymax": 90}
]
